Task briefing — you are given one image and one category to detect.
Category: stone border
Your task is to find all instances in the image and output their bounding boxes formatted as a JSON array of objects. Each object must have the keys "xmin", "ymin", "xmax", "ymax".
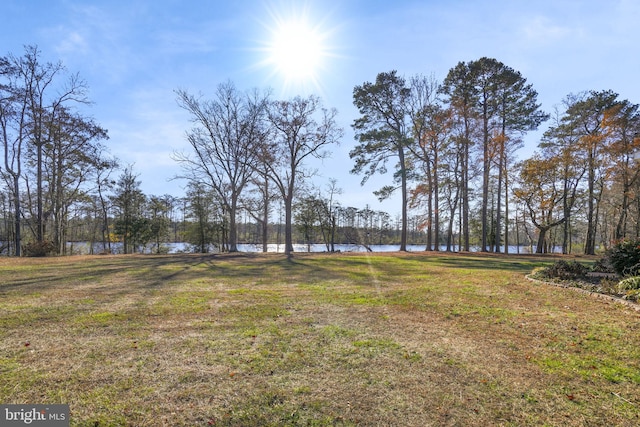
[{"xmin": 525, "ymin": 274, "xmax": 640, "ymax": 312}]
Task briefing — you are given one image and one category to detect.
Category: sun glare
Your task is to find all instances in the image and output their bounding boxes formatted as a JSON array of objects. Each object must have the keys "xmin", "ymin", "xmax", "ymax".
[
  {"xmin": 270, "ymin": 20, "xmax": 323, "ymax": 82},
  {"xmin": 257, "ymin": 6, "xmax": 337, "ymax": 94}
]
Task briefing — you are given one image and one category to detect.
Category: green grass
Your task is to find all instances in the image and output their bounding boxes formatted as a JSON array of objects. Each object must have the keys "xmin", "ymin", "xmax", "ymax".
[{"xmin": 0, "ymin": 251, "xmax": 639, "ymax": 426}]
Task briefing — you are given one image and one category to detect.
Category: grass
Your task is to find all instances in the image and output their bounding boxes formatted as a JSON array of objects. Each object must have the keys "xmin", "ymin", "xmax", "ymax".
[{"xmin": 0, "ymin": 251, "xmax": 639, "ymax": 426}]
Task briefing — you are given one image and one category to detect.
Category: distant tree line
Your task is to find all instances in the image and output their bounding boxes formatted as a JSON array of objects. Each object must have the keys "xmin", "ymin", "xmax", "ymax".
[{"xmin": 2, "ymin": 46, "xmax": 639, "ymax": 256}]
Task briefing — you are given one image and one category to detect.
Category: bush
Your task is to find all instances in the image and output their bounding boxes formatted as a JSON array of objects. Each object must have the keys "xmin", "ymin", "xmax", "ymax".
[
  {"xmin": 604, "ymin": 239, "xmax": 640, "ymax": 277},
  {"xmin": 540, "ymin": 260, "xmax": 588, "ymax": 280},
  {"xmin": 622, "ymin": 289, "xmax": 640, "ymax": 302},
  {"xmin": 617, "ymin": 276, "xmax": 640, "ymax": 293},
  {"xmin": 598, "ymin": 278, "xmax": 619, "ymax": 295},
  {"xmin": 23, "ymin": 240, "xmax": 56, "ymax": 257},
  {"xmin": 592, "ymin": 257, "xmax": 615, "ymax": 273}
]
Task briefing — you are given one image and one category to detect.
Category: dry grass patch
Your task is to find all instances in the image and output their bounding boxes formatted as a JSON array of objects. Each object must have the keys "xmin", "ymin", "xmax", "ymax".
[{"xmin": 1, "ymin": 252, "xmax": 639, "ymax": 426}]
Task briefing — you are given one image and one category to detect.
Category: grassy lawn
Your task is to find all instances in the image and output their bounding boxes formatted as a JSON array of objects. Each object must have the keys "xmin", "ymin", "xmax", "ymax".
[{"xmin": 1, "ymin": 252, "xmax": 639, "ymax": 426}]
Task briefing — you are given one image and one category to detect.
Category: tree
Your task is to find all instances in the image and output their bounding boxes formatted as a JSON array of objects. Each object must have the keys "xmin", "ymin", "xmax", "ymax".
[
  {"xmin": 94, "ymin": 155, "xmax": 119, "ymax": 253},
  {"xmin": 17, "ymin": 46, "xmax": 95, "ymax": 245},
  {"xmin": 491, "ymin": 64, "xmax": 548, "ymax": 253},
  {"xmin": 559, "ymin": 90, "xmax": 621, "ymax": 254},
  {"xmin": 601, "ymin": 100, "xmax": 640, "ymax": 240},
  {"xmin": 440, "ymin": 62, "xmax": 478, "ymax": 251},
  {"xmin": 0, "ymin": 54, "xmax": 24, "ymax": 255},
  {"xmin": 469, "ymin": 57, "xmax": 502, "ymax": 252},
  {"xmin": 514, "ymin": 155, "xmax": 566, "ymax": 253},
  {"xmin": 322, "ymin": 179, "xmax": 342, "ymax": 252},
  {"xmin": 293, "ymin": 182, "xmax": 342, "ymax": 253},
  {"xmin": 294, "ymin": 195, "xmax": 319, "ymax": 252},
  {"xmin": 112, "ymin": 166, "xmax": 146, "ymax": 254},
  {"xmin": 1, "ymin": 46, "xmax": 108, "ymax": 255},
  {"xmin": 407, "ymin": 74, "xmax": 451, "ymax": 251},
  {"xmin": 174, "ymin": 82, "xmax": 269, "ymax": 252},
  {"xmin": 540, "ymin": 103, "xmax": 587, "ymax": 254},
  {"xmin": 147, "ymin": 195, "xmax": 170, "ymax": 254},
  {"xmin": 351, "ymin": 71, "xmax": 412, "ymax": 251},
  {"xmin": 243, "ymin": 142, "xmax": 278, "ymax": 253},
  {"xmin": 265, "ymin": 95, "xmax": 342, "ymax": 258},
  {"xmin": 184, "ymin": 182, "xmax": 218, "ymax": 253},
  {"xmin": 441, "ymin": 58, "xmax": 546, "ymax": 252},
  {"xmin": 440, "ymin": 143, "xmax": 463, "ymax": 252},
  {"xmin": 41, "ymin": 106, "xmax": 108, "ymax": 254}
]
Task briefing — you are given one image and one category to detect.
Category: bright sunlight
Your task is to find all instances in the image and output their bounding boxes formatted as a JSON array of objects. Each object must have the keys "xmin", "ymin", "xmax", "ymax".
[
  {"xmin": 257, "ymin": 5, "xmax": 337, "ymax": 94},
  {"xmin": 269, "ymin": 19, "xmax": 324, "ymax": 82}
]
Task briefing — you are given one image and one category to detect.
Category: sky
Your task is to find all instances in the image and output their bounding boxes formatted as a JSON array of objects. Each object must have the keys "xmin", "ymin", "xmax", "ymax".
[{"xmin": 3, "ymin": 0, "xmax": 640, "ymax": 216}]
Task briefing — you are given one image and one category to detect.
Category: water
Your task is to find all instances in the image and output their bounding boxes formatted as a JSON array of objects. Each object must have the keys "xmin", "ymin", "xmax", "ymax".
[
  {"xmin": 64, "ymin": 241, "xmax": 543, "ymax": 255},
  {"xmin": 238, "ymin": 243, "xmax": 541, "ymax": 254}
]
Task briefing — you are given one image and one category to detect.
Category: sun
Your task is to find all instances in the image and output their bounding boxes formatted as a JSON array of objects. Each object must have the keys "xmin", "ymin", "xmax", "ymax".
[
  {"xmin": 269, "ymin": 19, "xmax": 324, "ymax": 83},
  {"xmin": 256, "ymin": 6, "xmax": 337, "ymax": 94}
]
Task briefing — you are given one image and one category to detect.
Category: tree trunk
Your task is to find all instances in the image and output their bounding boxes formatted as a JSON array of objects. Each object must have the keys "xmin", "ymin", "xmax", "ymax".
[
  {"xmin": 399, "ymin": 146, "xmax": 408, "ymax": 251},
  {"xmin": 228, "ymin": 195, "xmax": 238, "ymax": 252},
  {"xmin": 462, "ymin": 132, "xmax": 470, "ymax": 251},
  {"xmin": 433, "ymin": 155, "xmax": 440, "ymax": 251},
  {"xmin": 584, "ymin": 147, "xmax": 597, "ymax": 255},
  {"xmin": 37, "ymin": 143, "xmax": 44, "ymax": 243},
  {"xmin": 13, "ymin": 176, "xmax": 21, "ymax": 256},
  {"xmin": 536, "ymin": 227, "xmax": 549, "ymax": 254},
  {"xmin": 504, "ymin": 169, "xmax": 509, "ymax": 254},
  {"xmin": 261, "ymin": 217, "xmax": 268, "ymax": 254},
  {"xmin": 495, "ymin": 138, "xmax": 504, "ymax": 253},
  {"xmin": 284, "ymin": 182, "xmax": 294, "ymax": 257},
  {"xmin": 480, "ymin": 97, "xmax": 490, "ymax": 252},
  {"xmin": 425, "ymin": 162, "xmax": 433, "ymax": 251},
  {"xmin": 585, "ymin": 189, "xmax": 596, "ymax": 254},
  {"xmin": 330, "ymin": 213, "xmax": 336, "ymax": 252}
]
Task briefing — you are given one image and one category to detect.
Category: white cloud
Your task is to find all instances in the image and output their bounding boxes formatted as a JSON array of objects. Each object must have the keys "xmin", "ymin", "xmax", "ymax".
[
  {"xmin": 55, "ymin": 30, "xmax": 89, "ymax": 55},
  {"xmin": 521, "ymin": 16, "xmax": 576, "ymax": 44}
]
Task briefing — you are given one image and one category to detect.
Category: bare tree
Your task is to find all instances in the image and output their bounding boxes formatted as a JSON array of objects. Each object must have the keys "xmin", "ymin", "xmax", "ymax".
[
  {"xmin": 243, "ymin": 159, "xmax": 277, "ymax": 253},
  {"xmin": 174, "ymin": 82, "xmax": 269, "ymax": 252},
  {"xmin": 264, "ymin": 95, "xmax": 342, "ymax": 258},
  {"xmin": 18, "ymin": 46, "xmax": 93, "ymax": 244},
  {"xmin": 0, "ymin": 54, "xmax": 24, "ymax": 255},
  {"xmin": 1, "ymin": 46, "xmax": 107, "ymax": 255},
  {"xmin": 43, "ymin": 106, "xmax": 108, "ymax": 254}
]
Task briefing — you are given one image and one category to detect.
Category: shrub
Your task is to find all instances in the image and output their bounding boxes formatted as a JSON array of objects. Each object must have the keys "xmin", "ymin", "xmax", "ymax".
[
  {"xmin": 622, "ymin": 289, "xmax": 640, "ymax": 302},
  {"xmin": 617, "ymin": 276, "xmax": 640, "ymax": 293},
  {"xmin": 598, "ymin": 278, "xmax": 619, "ymax": 295},
  {"xmin": 23, "ymin": 240, "xmax": 56, "ymax": 257},
  {"xmin": 592, "ymin": 257, "xmax": 615, "ymax": 273},
  {"xmin": 539, "ymin": 260, "xmax": 588, "ymax": 280},
  {"xmin": 604, "ymin": 239, "xmax": 640, "ymax": 277}
]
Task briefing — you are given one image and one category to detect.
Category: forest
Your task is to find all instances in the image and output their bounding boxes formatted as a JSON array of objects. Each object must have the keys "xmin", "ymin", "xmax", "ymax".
[{"xmin": 1, "ymin": 46, "xmax": 639, "ymax": 257}]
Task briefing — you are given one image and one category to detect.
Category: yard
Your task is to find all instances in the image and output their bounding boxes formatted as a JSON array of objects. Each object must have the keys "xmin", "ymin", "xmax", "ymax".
[{"xmin": 1, "ymin": 252, "xmax": 639, "ymax": 426}]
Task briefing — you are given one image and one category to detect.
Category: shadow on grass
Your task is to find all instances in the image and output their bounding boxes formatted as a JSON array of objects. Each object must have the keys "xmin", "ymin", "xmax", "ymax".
[
  {"xmin": 0, "ymin": 252, "xmax": 549, "ymax": 297},
  {"xmin": 433, "ymin": 253, "xmax": 549, "ymax": 274}
]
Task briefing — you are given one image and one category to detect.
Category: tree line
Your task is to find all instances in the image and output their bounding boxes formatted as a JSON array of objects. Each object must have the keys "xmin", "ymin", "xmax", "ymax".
[
  {"xmin": 350, "ymin": 61, "xmax": 639, "ymax": 255},
  {"xmin": 1, "ymin": 46, "xmax": 639, "ymax": 256}
]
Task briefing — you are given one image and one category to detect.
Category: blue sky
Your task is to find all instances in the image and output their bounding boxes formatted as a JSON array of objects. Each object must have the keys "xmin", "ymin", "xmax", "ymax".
[{"xmin": 4, "ymin": 0, "xmax": 640, "ymax": 215}]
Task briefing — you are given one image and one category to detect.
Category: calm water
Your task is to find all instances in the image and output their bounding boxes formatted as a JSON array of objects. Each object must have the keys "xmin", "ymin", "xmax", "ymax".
[{"xmin": 65, "ymin": 241, "xmax": 542, "ymax": 255}]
